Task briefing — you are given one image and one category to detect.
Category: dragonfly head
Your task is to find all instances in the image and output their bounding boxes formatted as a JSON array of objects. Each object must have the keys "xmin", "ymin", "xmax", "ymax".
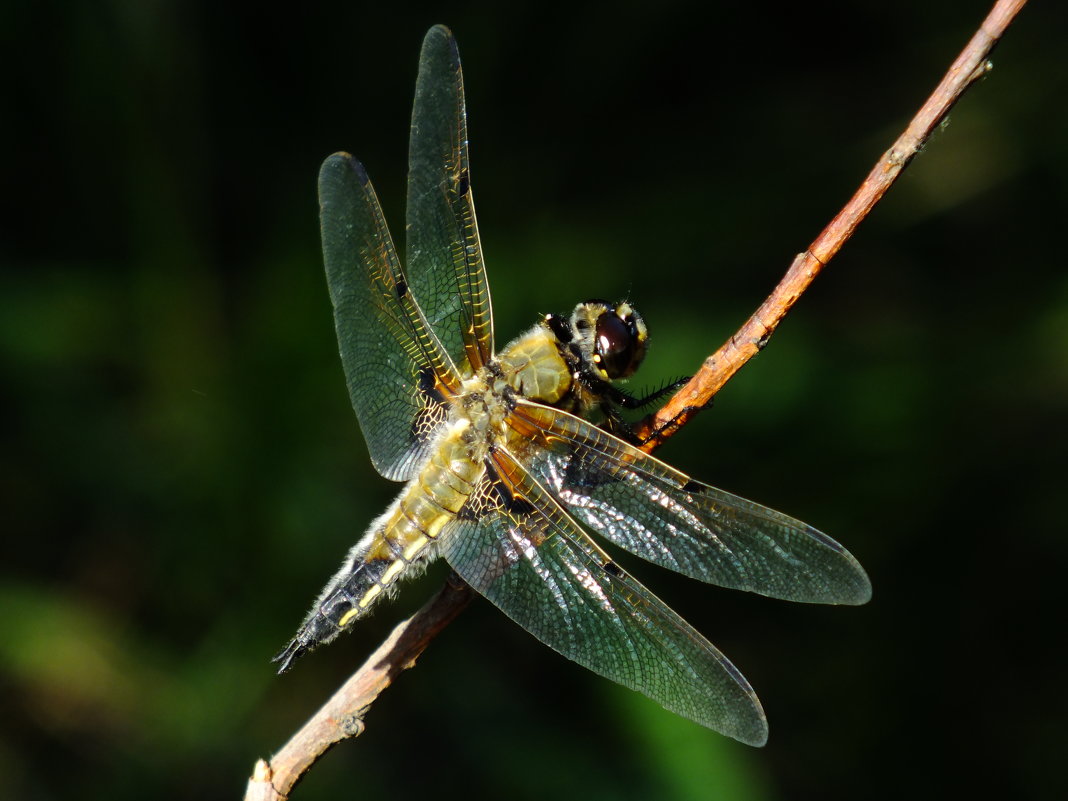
[{"xmin": 569, "ymin": 299, "xmax": 648, "ymax": 382}]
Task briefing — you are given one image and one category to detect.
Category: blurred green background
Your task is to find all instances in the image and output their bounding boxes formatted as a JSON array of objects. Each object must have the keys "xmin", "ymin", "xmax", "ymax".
[{"xmin": 2, "ymin": 1, "xmax": 1065, "ymax": 799}]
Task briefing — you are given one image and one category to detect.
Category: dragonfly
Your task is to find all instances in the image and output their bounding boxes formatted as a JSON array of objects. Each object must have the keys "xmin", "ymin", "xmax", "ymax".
[{"xmin": 275, "ymin": 25, "xmax": 871, "ymax": 747}]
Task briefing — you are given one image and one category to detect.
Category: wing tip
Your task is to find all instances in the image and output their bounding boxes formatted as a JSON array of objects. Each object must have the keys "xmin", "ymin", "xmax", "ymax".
[
  {"xmin": 320, "ymin": 152, "xmax": 370, "ymax": 186},
  {"xmin": 722, "ymin": 701, "xmax": 768, "ymax": 747},
  {"xmin": 700, "ymin": 704, "xmax": 767, "ymax": 747},
  {"xmin": 808, "ymin": 570, "xmax": 872, "ymax": 607},
  {"xmin": 420, "ymin": 24, "xmax": 461, "ymax": 71},
  {"xmin": 745, "ymin": 726, "xmax": 770, "ymax": 748},
  {"xmin": 849, "ymin": 571, "xmax": 874, "ymax": 605},
  {"xmin": 831, "ymin": 554, "xmax": 873, "ymax": 606}
]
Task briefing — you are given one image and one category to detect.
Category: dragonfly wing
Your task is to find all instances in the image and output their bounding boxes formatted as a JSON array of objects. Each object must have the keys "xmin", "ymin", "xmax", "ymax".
[
  {"xmin": 318, "ymin": 154, "xmax": 460, "ymax": 481},
  {"xmin": 510, "ymin": 399, "xmax": 872, "ymax": 605},
  {"xmin": 405, "ymin": 25, "xmax": 494, "ymax": 372},
  {"xmin": 440, "ymin": 446, "xmax": 768, "ymax": 745}
]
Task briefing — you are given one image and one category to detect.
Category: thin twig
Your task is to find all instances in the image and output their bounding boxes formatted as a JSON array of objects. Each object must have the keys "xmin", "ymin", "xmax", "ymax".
[
  {"xmin": 244, "ymin": 579, "xmax": 472, "ymax": 801},
  {"xmin": 634, "ymin": 0, "xmax": 1028, "ymax": 450},
  {"xmin": 245, "ymin": 1, "xmax": 1028, "ymax": 796}
]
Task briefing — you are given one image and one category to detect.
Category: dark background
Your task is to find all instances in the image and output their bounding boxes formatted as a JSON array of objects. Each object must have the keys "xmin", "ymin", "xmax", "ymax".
[{"xmin": 2, "ymin": 2, "xmax": 1065, "ymax": 799}]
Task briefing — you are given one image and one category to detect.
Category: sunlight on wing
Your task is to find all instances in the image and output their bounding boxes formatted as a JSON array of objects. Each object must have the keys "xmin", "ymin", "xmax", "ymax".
[
  {"xmin": 510, "ymin": 399, "xmax": 872, "ymax": 605},
  {"xmin": 319, "ymin": 154, "xmax": 460, "ymax": 480},
  {"xmin": 406, "ymin": 25, "xmax": 494, "ymax": 373},
  {"xmin": 439, "ymin": 447, "xmax": 769, "ymax": 746}
]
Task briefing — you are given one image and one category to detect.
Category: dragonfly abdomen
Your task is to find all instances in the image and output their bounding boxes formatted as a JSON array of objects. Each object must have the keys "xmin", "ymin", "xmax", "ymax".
[
  {"xmin": 355, "ymin": 427, "xmax": 486, "ymax": 608},
  {"xmin": 337, "ymin": 433, "xmax": 484, "ymax": 611},
  {"xmin": 275, "ymin": 418, "xmax": 488, "ymax": 672}
]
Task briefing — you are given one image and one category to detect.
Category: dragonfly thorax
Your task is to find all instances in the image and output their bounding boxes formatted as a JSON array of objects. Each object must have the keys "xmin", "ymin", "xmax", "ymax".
[
  {"xmin": 457, "ymin": 375, "xmax": 511, "ymax": 452},
  {"xmin": 493, "ymin": 323, "xmax": 573, "ymax": 405}
]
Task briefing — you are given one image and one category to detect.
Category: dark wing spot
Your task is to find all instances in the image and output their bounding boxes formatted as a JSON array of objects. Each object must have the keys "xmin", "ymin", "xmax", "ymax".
[
  {"xmin": 417, "ymin": 366, "xmax": 447, "ymax": 403},
  {"xmin": 395, "ymin": 278, "xmax": 408, "ymax": 298},
  {"xmin": 476, "ymin": 459, "xmax": 533, "ymax": 516},
  {"xmin": 603, "ymin": 560, "xmax": 623, "ymax": 578},
  {"xmin": 409, "ymin": 367, "xmax": 449, "ymax": 446},
  {"xmin": 681, "ymin": 479, "xmax": 702, "ymax": 493},
  {"xmin": 492, "ymin": 479, "xmax": 535, "ymax": 517},
  {"xmin": 458, "ymin": 168, "xmax": 470, "ymax": 196}
]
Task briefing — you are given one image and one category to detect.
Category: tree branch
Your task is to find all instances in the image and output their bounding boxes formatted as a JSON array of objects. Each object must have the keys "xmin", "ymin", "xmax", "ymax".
[
  {"xmin": 245, "ymin": 1, "xmax": 1028, "ymax": 796},
  {"xmin": 244, "ymin": 578, "xmax": 472, "ymax": 801},
  {"xmin": 634, "ymin": 0, "xmax": 1028, "ymax": 450}
]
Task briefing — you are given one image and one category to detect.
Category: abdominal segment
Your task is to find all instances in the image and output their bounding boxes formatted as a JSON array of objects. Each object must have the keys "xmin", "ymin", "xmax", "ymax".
[{"xmin": 275, "ymin": 424, "xmax": 486, "ymax": 672}]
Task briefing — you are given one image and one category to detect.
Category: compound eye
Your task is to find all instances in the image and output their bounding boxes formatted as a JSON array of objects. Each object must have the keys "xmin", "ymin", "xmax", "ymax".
[{"xmin": 595, "ymin": 313, "xmax": 639, "ymax": 379}]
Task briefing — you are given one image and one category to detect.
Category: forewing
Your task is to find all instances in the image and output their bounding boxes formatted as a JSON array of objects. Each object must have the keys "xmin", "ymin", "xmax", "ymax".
[
  {"xmin": 318, "ymin": 154, "xmax": 460, "ymax": 481},
  {"xmin": 510, "ymin": 400, "xmax": 872, "ymax": 605},
  {"xmin": 439, "ymin": 446, "xmax": 768, "ymax": 745},
  {"xmin": 406, "ymin": 25, "xmax": 494, "ymax": 372}
]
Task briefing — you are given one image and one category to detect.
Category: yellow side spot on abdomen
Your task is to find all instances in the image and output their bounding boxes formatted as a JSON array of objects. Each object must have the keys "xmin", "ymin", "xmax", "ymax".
[
  {"xmin": 403, "ymin": 534, "xmax": 430, "ymax": 560},
  {"xmin": 357, "ymin": 582, "xmax": 384, "ymax": 610},
  {"xmin": 338, "ymin": 607, "xmax": 361, "ymax": 628},
  {"xmin": 380, "ymin": 559, "xmax": 407, "ymax": 585}
]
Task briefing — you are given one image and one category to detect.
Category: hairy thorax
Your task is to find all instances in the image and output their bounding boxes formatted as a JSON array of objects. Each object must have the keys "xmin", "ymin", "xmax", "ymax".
[{"xmin": 493, "ymin": 323, "xmax": 571, "ymax": 406}]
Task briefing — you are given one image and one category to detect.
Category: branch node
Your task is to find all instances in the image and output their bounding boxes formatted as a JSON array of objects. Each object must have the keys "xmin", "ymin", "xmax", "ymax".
[
  {"xmin": 886, "ymin": 146, "xmax": 913, "ymax": 168},
  {"xmin": 338, "ymin": 715, "xmax": 365, "ymax": 737},
  {"xmin": 970, "ymin": 58, "xmax": 994, "ymax": 83}
]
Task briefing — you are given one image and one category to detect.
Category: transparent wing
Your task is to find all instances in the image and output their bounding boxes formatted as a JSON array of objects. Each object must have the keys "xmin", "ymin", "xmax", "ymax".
[
  {"xmin": 406, "ymin": 24, "xmax": 494, "ymax": 372},
  {"xmin": 509, "ymin": 399, "xmax": 872, "ymax": 605},
  {"xmin": 439, "ymin": 446, "xmax": 768, "ymax": 746},
  {"xmin": 318, "ymin": 153, "xmax": 461, "ymax": 481}
]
